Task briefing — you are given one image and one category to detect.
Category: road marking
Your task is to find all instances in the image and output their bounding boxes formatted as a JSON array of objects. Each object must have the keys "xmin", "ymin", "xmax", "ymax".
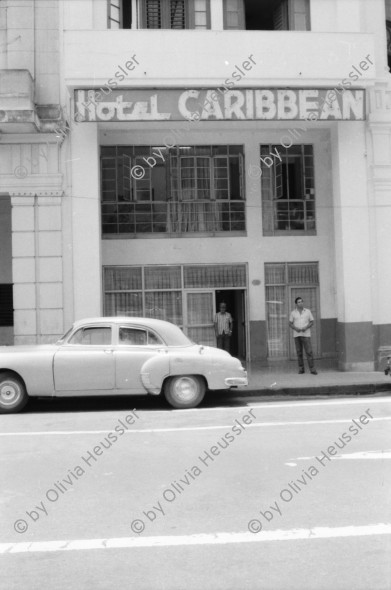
[
  {"xmin": 192, "ymin": 396, "xmax": 391, "ymax": 412},
  {"xmin": 1, "ymin": 416, "xmax": 390, "ymax": 436},
  {"xmin": 1, "ymin": 523, "xmax": 390, "ymax": 554},
  {"xmin": 289, "ymin": 450, "xmax": 391, "ymax": 463}
]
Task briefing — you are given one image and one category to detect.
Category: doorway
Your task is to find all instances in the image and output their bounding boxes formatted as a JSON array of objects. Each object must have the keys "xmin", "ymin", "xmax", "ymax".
[{"xmin": 215, "ymin": 290, "xmax": 247, "ymax": 359}]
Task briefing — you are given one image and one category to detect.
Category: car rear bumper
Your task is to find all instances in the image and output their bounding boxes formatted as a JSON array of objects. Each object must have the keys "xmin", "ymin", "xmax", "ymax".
[{"xmin": 224, "ymin": 374, "xmax": 248, "ymax": 387}]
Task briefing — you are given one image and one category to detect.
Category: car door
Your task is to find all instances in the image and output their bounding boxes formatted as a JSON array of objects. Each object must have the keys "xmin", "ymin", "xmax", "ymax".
[
  {"xmin": 53, "ymin": 324, "xmax": 115, "ymax": 393},
  {"xmin": 114, "ymin": 325, "xmax": 165, "ymax": 392}
]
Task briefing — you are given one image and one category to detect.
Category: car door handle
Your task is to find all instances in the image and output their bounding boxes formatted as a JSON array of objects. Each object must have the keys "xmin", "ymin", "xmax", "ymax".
[{"xmin": 104, "ymin": 349, "xmax": 113, "ymax": 354}]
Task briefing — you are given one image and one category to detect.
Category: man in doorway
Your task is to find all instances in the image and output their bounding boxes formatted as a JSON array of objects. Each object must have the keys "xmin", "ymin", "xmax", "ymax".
[
  {"xmin": 214, "ymin": 302, "xmax": 233, "ymax": 352},
  {"xmin": 289, "ymin": 296, "xmax": 318, "ymax": 374}
]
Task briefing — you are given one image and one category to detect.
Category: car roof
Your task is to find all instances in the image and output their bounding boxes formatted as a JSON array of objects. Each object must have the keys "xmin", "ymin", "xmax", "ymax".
[
  {"xmin": 73, "ymin": 317, "xmax": 175, "ymax": 329},
  {"xmin": 71, "ymin": 317, "xmax": 192, "ymax": 346}
]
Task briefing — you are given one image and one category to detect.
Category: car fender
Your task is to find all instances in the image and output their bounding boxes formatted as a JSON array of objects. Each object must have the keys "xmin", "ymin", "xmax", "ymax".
[
  {"xmin": 167, "ymin": 353, "xmax": 216, "ymax": 388},
  {"xmin": 0, "ymin": 346, "xmax": 56, "ymax": 396},
  {"xmin": 168, "ymin": 349, "xmax": 244, "ymax": 390},
  {"xmin": 140, "ymin": 353, "xmax": 170, "ymax": 395}
]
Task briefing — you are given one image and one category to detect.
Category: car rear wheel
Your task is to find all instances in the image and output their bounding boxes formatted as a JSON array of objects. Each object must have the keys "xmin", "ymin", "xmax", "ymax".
[
  {"xmin": 0, "ymin": 373, "xmax": 28, "ymax": 414},
  {"xmin": 164, "ymin": 375, "xmax": 205, "ymax": 409}
]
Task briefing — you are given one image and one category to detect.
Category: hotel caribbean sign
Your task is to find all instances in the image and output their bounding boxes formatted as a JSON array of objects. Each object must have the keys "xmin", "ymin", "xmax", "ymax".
[{"xmin": 74, "ymin": 88, "xmax": 365, "ymax": 122}]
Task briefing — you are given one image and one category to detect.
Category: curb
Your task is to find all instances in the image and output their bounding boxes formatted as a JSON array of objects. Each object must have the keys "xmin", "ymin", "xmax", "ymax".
[{"xmin": 232, "ymin": 383, "xmax": 391, "ymax": 397}]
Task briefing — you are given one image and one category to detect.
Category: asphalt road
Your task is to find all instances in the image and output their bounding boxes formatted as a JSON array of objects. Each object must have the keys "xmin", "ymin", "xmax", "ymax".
[{"xmin": 1, "ymin": 392, "xmax": 391, "ymax": 590}]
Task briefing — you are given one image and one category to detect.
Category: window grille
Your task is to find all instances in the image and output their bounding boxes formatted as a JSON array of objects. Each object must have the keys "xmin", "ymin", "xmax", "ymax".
[
  {"xmin": 101, "ymin": 145, "xmax": 245, "ymax": 235},
  {"xmin": 261, "ymin": 144, "xmax": 315, "ymax": 235},
  {"xmin": 265, "ymin": 262, "xmax": 320, "ymax": 358}
]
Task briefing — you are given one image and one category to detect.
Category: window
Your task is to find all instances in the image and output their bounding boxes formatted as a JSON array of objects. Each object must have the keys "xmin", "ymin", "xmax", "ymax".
[
  {"xmin": 260, "ymin": 144, "xmax": 315, "ymax": 235},
  {"xmin": 387, "ymin": 20, "xmax": 391, "ymax": 72},
  {"xmin": 265, "ymin": 262, "xmax": 320, "ymax": 359},
  {"xmin": 0, "ymin": 284, "xmax": 13, "ymax": 327},
  {"xmin": 68, "ymin": 327, "xmax": 112, "ymax": 345},
  {"xmin": 223, "ymin": 0, "xmax": 310, "ymax": 31},
  {"xmin": 119, "ymin": 327, "xmax": 163, "ymax": 345},
  {"xmin": 101, "ymin": 145, "xmax": 245, "ymax": 235},
  {"xmin": 108, "ymin": 0, "xmax": 210, "ymax": 29}
]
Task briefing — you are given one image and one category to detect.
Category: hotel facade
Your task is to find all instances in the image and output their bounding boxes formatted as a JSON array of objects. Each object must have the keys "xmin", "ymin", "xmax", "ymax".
[{"xmin": 1, "ymin": 0, "xmax": 391, "ymax": 370}]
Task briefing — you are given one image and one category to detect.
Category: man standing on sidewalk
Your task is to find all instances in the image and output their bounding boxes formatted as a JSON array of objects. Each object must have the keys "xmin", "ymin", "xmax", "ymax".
[
  {"xmin": 289, "ymin": 297, "xmax": 318, "ymax": 374},
  {"xmin": 214, "ymin": 302, "xmax": 233, "ymax": 352}
]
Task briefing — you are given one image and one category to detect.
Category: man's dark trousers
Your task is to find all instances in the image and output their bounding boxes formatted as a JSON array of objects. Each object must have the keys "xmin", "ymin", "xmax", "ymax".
[
  {"xmin": 217, "ymin": 333, "xmax": 231, "ymax": 352},
  {"xmin": 294, "ymin": 336, "xmax": 314, "ymax": 370}
]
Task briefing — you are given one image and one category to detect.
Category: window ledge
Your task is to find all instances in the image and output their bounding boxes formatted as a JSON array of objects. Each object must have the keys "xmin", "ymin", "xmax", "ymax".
[
  {"xmin": 263, "ymin": 230, "xmax": 317, "ymax": 237},
  {"xmin": 102, "ymin": 231, "xmax": 247, "ymax": 239}
]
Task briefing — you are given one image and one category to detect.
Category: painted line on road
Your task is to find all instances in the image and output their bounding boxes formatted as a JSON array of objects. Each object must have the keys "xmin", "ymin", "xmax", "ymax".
[
  {"xmin": 1, "ymin": 416, "xmax": 390, "ymax": 436},
  {"xmin": 1, "ymin": 523, "xmax": 391, "ymax": 554},
  {"xmin": 184, "ymin": 396, "xmax": 391, "ymax": 412},
  {"xmin": 288, "ymin": 450, "xmax": 391, "ymax": 463}
]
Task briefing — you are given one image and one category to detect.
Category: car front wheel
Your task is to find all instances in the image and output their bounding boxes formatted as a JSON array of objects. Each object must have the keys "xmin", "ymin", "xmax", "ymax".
[
  {"xmin": 0, "ymin": 373, "xmax": 28, "ymax": 414},
  {"xmin": 164, "ymin": 375, "xmax": 206, "ymax": 409}
]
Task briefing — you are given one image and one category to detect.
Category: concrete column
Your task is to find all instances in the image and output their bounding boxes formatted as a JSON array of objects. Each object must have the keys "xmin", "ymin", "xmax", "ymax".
[
  {"xmin": 70, "ymin": 121, "xmax": 101, "ymax": 320},
  {"xmin": 11, "ymin": 195, "xmax": 64, "ymax": 344},
  {"xmin": 367, "ymin": 86, "xmax": 391, "ymax": 361},
  {"xmin": 331, "ymin": 122, "xmax": 374, "ymax": 370}
]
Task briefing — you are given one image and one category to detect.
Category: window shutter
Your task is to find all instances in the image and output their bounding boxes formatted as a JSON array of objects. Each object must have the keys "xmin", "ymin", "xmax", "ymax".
[
  {"xmin": 108, "ymin": 0, "xmax": 122, "ymax": 28},
  {"xmin": 273, "ymin": 0, "xmax": 288, "ymax": 30},
  {"xmin": 190, "ymin": 0, "xmax": 210, "ymax": 29},
  {"xmin": 289, "ymin": 0, "xmax": 310, "ymax": 31},
  {"xmin": 170, "ymin": 0, "xmax": 186, "ymax": 28},
  {"xmin": 275, "ymin": 155, "xmax": 283, "ymax": 200},
  {"xmin": 145, "ymin": 0, "xmax": 162, "ymax": 28},
  {"xmin": 223, "ymin": 0, "xmax": 245, "ymax": 30}
]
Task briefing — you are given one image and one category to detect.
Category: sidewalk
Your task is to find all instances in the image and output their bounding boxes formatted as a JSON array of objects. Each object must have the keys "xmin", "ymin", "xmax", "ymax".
[{"xmin": 242, "ymin": 361, "xmax": 391, "ymax": 396}]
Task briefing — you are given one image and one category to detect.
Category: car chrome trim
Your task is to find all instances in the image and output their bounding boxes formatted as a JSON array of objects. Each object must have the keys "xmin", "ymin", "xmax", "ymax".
[{"xmin": 224, "ymin": 376, "xmax": 248, "ymax": 386}]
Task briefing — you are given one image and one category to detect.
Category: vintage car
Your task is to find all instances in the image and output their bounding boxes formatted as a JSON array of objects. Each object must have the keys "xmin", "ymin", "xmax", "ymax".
[{"xmin": 0, "ymin": 317, "xmax": 248, "ymax": 413}]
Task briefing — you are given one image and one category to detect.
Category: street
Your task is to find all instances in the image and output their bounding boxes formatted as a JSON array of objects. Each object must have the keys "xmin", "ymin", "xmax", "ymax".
[{"xmin": 1, "ymin": 392, "xmax": 391, "ymax": 590}]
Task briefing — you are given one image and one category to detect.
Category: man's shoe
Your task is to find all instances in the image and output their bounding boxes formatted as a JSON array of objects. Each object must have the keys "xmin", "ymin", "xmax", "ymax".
[
  {"xmin": 298, "ymin": 369, "xmax": 305, "ymax": 374},
  {"xmin": 310, "ymin": 370, "xmax": 318, "ymax": 375}
]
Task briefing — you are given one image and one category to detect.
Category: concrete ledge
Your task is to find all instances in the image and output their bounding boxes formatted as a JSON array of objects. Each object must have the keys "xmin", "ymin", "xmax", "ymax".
[{"xmin": 239, "ymin": 382, "xmax": 391, "ymax": 397}]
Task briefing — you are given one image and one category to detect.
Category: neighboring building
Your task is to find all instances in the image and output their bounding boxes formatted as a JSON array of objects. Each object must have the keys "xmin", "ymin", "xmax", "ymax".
[{"xmin": 0, "ymin": 0, "xmax": 391, "ymax": 370}]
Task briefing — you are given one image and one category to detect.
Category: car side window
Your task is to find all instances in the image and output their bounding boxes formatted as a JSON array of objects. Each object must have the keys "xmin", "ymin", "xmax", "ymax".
[
  {"xmin": 148, "ymin": 330, "xmax": 163, "ymax": 345},
  {"xmin": 119, "ymin": 327, "xmax": 163, "ymax": 346},
  {"xmin": 119, "ymin": 327, "xmax": 147, "ymax": 345},
  {"xmin": 68, "ymin": 327, "xmax": 112, "ymax": 346}
]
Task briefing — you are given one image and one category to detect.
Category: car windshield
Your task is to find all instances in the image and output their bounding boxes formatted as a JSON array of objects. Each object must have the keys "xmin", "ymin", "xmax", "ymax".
[{"xmin": 56, "ymin": 327, "xmax": 73, "ymax": 344}]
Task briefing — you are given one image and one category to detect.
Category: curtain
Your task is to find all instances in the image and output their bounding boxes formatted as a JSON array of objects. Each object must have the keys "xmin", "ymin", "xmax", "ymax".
[
  {"xmin": 105, "ymin": 292, "xmax": 143, "ymax": 316},
  {"xmin": 288, "ymin": 263, "xmax": 319, "ymax": 285},
  {"xmin": 265, "ymin": 286, "xmax": 289, "ymax": 358},
  {"xmin": 184, "ymin": 265, "xmax": 246, "ymax": 288},
  {"xmin": 104, "ymin": 267, "xmax": 142, "ymax": 291},
  {"xmin": 186, "ymin": 292, "xmax": 215, "ymax": 346},
  {"xmin": 145, "ymin": 291, "xmax": 182, "ymax": 324},
  {"xmin": 144, "ymin": 266, "xmax": 181, "ymax": 289}
]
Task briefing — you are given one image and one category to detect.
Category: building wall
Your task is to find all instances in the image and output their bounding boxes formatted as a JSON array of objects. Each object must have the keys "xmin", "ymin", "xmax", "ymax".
[
  {"xmin": 0, "ymin": 196, "xmax": 13, "ymax": 344},
  {"xmin": 2, "ymin": 0, "xmax": 391, "ymax": 369}
]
